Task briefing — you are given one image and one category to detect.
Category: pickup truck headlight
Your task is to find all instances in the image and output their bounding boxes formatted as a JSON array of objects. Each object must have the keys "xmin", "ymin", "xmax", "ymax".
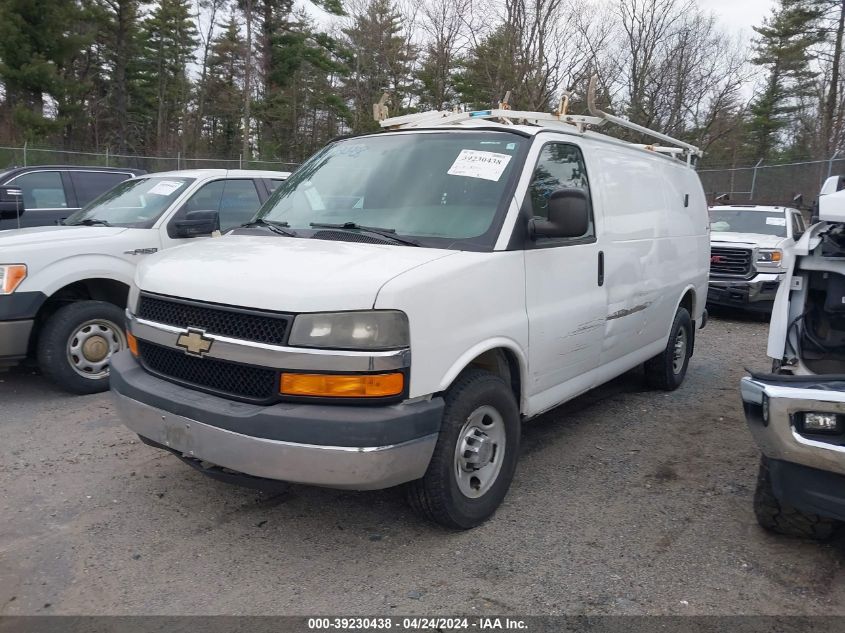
[
  {"xmin": 0, "ymin": 264, "xmax": 27, "ymax": 295},
  {"xmin": 756, "ymin": 249, "xmax": 783, "ymax": 267},
  {"xmin": 289, "ymin": 310, "xmax": 409, "ymax": 350}
]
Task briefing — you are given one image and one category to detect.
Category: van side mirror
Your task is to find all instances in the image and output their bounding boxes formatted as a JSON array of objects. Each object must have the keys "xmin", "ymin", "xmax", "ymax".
[
  {"xmin": 530, "ymin": 188, "xmax": 590, "ymax": 240},
  {"xmin": 0, "ymin": 186, "xmax": 25, "ymax": 219},
  {"xmin": 174, "ymin": 210, "xmax": 219, "ymax": 238}
]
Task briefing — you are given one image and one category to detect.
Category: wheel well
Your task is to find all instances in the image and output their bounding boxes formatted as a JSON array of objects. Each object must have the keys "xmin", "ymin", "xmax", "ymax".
[
  {"xmin": 466, "ymin": 348, "xmax": 522, "ymax": 408},
  {"xmin": 679, "ymin": 289, "xmax": 695, "ymax": 317},
  {"xmin": 29, "ymin": 279, "xmax": 129, "ymax": 354}
]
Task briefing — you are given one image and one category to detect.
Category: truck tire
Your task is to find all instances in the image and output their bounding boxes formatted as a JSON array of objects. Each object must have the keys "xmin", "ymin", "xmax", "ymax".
[
  {"xmin": 644, "ymin": 307, "xmax": 692, "ymax": 391},
  {"xmin": 405, "ymin": 369, "xmax": 520, "ymax": 529},
  {"xmin": 37, "ymin": 300, "xmax": 127, "ymax": 395},
  {"xmin": 753, "ymin": 455, "xmax": 837, "ymax": 540}
]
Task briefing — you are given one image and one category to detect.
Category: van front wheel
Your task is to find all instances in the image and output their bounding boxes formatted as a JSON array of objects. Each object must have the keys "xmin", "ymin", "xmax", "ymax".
[
  {"xmin": 644, "ymin": 307, "xmax": 692, "ymax": 391},
  {"xmin": 405, "ymin": 369, "xmax": 520, "ymax": 529}
]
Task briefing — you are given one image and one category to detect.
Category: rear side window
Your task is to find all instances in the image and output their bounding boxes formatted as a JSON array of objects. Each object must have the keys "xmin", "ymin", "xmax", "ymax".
[
  {"xmin": 269, "ymin": 179, "xmax": 286, "ymax": 192},
  {"xmin": 71, "ymin": 171, "xmax": 132, "ymax": 206},
  {"xmin": 523, "ymin": 143, "xmax": 594, "ymax": 243},
  {"xmin": 182, "ymin": 179, "xmax": 262, "ymax": 231},
  {"xmin": 10, "ymin": 171, "xmax": 67, "ymax": 209}
]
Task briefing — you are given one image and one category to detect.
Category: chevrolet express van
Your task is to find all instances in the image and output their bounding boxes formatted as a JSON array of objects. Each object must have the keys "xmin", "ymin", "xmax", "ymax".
[{"xmin": 111, "ymin": 103, "xmax": 710, "ymax": 528}]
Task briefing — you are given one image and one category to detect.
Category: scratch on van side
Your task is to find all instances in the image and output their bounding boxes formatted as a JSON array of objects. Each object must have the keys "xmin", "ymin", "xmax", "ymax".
[{"xmin": 607, "ymin": 302, "xmax": 651, "ymax": 321}]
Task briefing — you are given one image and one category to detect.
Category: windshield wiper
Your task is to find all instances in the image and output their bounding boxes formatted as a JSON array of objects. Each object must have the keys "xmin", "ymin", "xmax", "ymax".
[
  {"xmin": 309, "ymin": 222, "xmax": 421, "ymax": 247},
  {"xmin": 68, "ymin": 218, "xmax": 112, "ymax": 227},
  {"xmin": 241, "ymin": 218, "xmax": 297, "ymax": 237}
]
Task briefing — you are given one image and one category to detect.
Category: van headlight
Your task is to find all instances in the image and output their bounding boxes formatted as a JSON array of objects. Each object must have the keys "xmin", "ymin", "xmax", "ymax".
[
  {"xmin": 289, "ymin": 310, "xmax": 409, "ymax": 350},
  {"xmin": 756, "ymin": 249, "xmax": 783, "ymax": 267},
  {"xmin": 0, "ymin": 264, "xmax": 27, "ymax": 295}
]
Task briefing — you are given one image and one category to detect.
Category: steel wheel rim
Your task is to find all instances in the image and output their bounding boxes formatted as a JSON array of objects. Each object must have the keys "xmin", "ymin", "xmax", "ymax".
[
  {"xmin": 454, "ymin": 405, "xmax": 507, "ymax": 499},
  {"xmin": 672, "ymin": 327, "xmax": 688, "ymax": 374},
  {"xmin": 66, "ymin": 318, "xmax": 126, "ymax": 380}
]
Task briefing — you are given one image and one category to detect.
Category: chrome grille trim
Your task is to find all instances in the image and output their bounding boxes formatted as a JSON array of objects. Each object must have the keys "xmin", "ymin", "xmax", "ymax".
[{"xmin": 127, "ymin": 311, "xmax": 411, "ymax": 372}]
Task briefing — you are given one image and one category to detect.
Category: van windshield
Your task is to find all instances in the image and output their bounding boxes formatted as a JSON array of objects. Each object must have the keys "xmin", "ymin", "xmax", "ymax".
[
  {"xmin": 709, "ymin": 209, "xmax": 787, "ymax": 238},
  {"xmin": 64, "ymin": 177, "xmax": 194, "ymax": 228},
  {"xmin": 256, "ymin": 132, "xmax": 527, "ymax": 249}
]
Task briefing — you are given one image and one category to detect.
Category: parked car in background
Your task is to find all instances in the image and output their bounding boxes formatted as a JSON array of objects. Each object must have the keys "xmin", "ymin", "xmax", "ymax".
[
  {"xmin": 741, "ymin": 177, "xmax": 845, "ymax": 539},
  {"xmin": 0, "ymin": 165, "xmax": 145, "ymax": 230},
  {"xmin": 0, "ymin": 169, "xmax": 289, "ymax": 393},
  {"xmin": 708, "ymin": 205, "xmax": 806, "ymax": 313},
  {"xmin": 110, "ymin": 101, "xmax": 710, "ymax": 529}
]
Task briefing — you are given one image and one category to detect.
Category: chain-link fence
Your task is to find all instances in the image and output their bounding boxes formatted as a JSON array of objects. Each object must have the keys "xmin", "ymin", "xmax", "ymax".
[
  {"xmin": 0, "ymin": 144, "xmax": 300, "ymax": 174},
  {"xmin": 698, "ymin": 156, "xmax": 845, "ymax": 208}
]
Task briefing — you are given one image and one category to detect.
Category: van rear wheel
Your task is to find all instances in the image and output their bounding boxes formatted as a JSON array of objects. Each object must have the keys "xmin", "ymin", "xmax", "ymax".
[
  {"xmin": 405, "ymin": 369, "xmax": 520, "ymax": 529},
  {"xmin": 644, "ymin": 307, "xmax": 692, "ymax": 391},
  {"xmin": 37, "ymin": 300, "xmax": 127, "ymax": 395}
]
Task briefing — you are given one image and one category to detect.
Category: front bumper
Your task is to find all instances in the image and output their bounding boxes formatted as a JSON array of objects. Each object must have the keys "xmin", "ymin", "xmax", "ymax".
[
  {"xmin": 741, "ymin": 376, "xmax": 845, "ymax": 477},
  {"xmin": 707, "ymin": 273, "xmax": 783, "ymax": 311},
  {"xmin": 110, "ymin": 352, "xmax": 443, "ymax": 490},
  {"xmin": 742, "ymin": 376, "xmax": 845, "ymax": 521},
  {"xmin": 0, "ymin": 291, "xmax": 45, "ymax": 361}
]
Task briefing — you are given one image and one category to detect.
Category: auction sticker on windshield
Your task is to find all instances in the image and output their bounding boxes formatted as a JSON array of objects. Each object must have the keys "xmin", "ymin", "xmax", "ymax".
[
  {"xmin": 448, "ymin": 149, "xmax": 512, "ymax": 182},
  {"xmin": 766, "ymin": 216, "xmax": 786, "ymax": 226},
  {"xmin": 148, "ymin": 181, "xmax": 184, "ymax": 196}
]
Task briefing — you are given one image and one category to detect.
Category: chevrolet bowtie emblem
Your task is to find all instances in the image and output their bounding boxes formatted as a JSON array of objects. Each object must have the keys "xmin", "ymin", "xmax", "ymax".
[{"xmin": 176, "ymin": 328, "xmax": 213, "ymax": 357}]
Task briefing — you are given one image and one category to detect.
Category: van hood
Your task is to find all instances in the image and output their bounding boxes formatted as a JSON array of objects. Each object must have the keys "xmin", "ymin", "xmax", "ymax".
[
  {"xmin": 0, "ymin": 225, "xmax": 129, "ymax": 249},
  {"xmin": 136, "ymin": 235, "xmax": 458, "ymax": 312},
  {"xmin": 710, "ymin": 232, "xmax": 786, "ymax": 249}
]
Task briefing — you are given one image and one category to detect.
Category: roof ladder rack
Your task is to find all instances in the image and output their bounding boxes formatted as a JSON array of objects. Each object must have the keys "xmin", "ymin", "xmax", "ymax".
[{"xmin": 375, "ymin": 75, "xmax": 702, "ymax": 165}]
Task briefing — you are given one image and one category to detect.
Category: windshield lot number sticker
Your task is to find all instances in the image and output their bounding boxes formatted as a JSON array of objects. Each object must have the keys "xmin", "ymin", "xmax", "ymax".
[
  {"xmin": 148, "ymin": 181, "xmax": 183, "ymax": 196},
  {"xmin": 766, "ymin": 217, "xmax": 786, "ymax": 226},
  {"xmin": 448, "ymin": 149, "xmax": 512, "ymax": 181}
]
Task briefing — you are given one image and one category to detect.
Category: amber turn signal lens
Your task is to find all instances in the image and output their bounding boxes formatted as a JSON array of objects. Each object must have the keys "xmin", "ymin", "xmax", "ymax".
[
  {"xmin": 771, "ymin": 251, "xmax": 782, "ymax": 262},
  {"xmin": 127, "ymin": 331, "xmax": 139, "ymax": 357},
  {"xmin": 280, "ymin": 372, "xmax": 404, "ymax": 397}
]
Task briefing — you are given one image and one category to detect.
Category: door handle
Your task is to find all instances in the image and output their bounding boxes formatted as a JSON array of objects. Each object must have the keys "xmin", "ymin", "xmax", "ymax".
[{"xmin": 598, "ymin": 251, "xmax": 604, "ymax": 287}]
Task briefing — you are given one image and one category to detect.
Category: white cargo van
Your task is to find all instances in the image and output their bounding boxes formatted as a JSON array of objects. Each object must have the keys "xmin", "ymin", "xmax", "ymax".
[{"xmin": 111, "ymin": 89, "xmax": 710, "ymax": 528}]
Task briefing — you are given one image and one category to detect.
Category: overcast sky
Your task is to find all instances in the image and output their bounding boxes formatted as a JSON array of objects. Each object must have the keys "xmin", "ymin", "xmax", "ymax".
[{"xmin": 704, "ymin": 0, "xmax": 774, "ymax": 36}]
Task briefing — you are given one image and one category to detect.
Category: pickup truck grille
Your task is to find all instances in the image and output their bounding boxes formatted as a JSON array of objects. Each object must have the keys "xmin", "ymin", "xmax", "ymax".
[
  {"xmin": 710, "ymin": 247, "xmax": 752, "ymax": 277},
  {"xmin": 137, "ymin": 294, "xmax": 290, "ymax": 345},
  {"xmin": 137, "ymin": 340, "xmax": 278, "ymax": 402}
]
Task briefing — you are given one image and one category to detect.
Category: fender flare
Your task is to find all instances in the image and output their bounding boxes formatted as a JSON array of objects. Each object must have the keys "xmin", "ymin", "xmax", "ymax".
[{"xmin": 437, "ymin": 337, "xmax": 529, "ymax": 409}]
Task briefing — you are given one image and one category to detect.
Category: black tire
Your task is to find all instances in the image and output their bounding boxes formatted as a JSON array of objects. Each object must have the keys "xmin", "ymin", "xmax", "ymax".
[
  {"xmin": 644, "ymin": 307, "xmax": 692, "ymax": 391},
  {"xmin": 753, "ymin": 455, "xmax": 837, "ymax": 540},
  {"xmin": 37, "ymin": 300, "xmax": 127, "ymax": 395},
  {"xmin": 405, "ymin": 369, "xmax": 520, "ymax": 529}
]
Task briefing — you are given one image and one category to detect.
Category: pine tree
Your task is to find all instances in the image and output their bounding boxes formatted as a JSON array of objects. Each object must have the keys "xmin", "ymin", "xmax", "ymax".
[
  {"xmin": 748, "ymin": 0, "xmax": 824, "ymax": 161},
  {"xmin": 139, "ymin": 0, "xmax": 198, "ymax": 153},
  {"xmin": 342, "ymin": 0, "xmax": 415, "ymax": 133},
  {"xmin": 200, "ymin": 12, "xmax": 246, "ymax": 156}
]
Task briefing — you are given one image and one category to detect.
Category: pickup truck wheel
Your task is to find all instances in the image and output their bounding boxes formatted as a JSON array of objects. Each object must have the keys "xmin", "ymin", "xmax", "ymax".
[
  {"xmin": 644, "ymin": 307, "xmax": 692, "ymax": 391},
  {"xmin": 753, "ymin": 455, "xmax": 837, "ymax": 540},
  {"xmin": 37, "ymin": 300, "xmax": 127, "ymax": 395},
  {"xmin": 405, "ymin": 369, "xmax": 520, "ymax": 529}
]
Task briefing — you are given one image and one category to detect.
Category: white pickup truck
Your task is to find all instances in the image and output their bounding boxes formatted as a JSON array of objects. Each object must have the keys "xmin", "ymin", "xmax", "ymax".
[
  {"xmin": 0, "ymin": 169, "xmax": 289, "ymax": 393},
  {"xmin": 707, "ymin": 205, "xmax": 807, "ymax": 313},
  {"xmin": 741, "ymin": 177, "xmax": 845, "ymax": 539}
]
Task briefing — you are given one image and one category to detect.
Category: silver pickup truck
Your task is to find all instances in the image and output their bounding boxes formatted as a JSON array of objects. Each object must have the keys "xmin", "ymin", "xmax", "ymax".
[{"xmin": 741, "ymin": 178, "xmax": 845, "ymax": 539}]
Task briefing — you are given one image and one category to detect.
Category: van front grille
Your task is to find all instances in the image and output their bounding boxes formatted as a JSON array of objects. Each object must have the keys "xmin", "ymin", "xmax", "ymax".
[
  {"xmin": 710, "ymin": 247, "xmax": 752, "ymax": 277},
  {"xmin": 137, "ymin": 294, "xmax": 290, "ymax": 345},
  {"xmin": 137, "ymin": 340, "xmax": 278, "ymax": 402}
]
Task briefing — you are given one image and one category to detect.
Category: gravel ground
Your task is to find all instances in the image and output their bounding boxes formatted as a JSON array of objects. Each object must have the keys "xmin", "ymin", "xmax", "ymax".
[{"xmin": 1, "ymin": 312, "xmax": 844, "ymax": 616}]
